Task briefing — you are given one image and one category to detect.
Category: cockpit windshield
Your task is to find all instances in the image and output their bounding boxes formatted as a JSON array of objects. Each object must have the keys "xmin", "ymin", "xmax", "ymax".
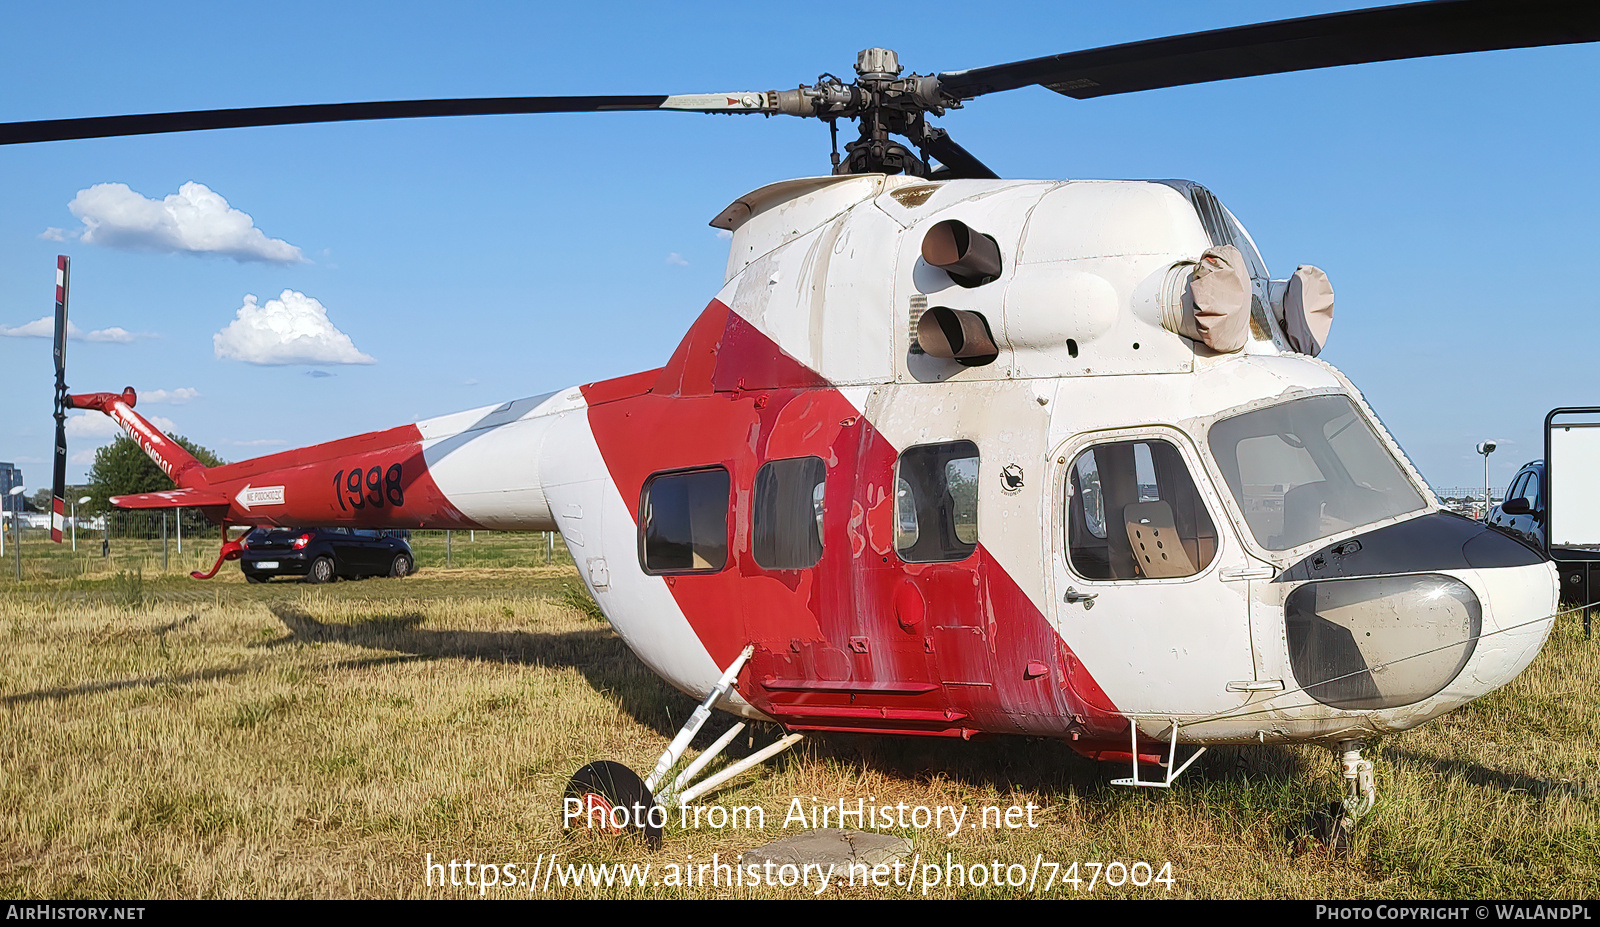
[{"xmin": 1208, "ymin": 395, "xmax": 1427, "ymax": 551}]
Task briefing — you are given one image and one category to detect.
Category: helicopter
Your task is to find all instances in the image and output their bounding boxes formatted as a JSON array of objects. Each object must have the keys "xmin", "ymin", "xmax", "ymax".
[{"xmin": 4, "ymin": 0, "xmax": 1596, "ymax": 848}]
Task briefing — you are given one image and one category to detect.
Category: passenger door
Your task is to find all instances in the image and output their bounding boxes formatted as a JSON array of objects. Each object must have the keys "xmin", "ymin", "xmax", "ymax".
[{"xmin": 1052, "ymin": 429, "xmax": 1259, "ymax": 717}]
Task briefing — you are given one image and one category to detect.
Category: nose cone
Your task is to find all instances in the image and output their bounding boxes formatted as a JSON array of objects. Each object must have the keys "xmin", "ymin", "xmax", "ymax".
[
  {"xmin": 1455, "ymin": 553, "xmax": 1558, "ymax": 701},
  {"xmin": 1277, "ymin": 513, "xmax": 1557, "ymax": 719}
]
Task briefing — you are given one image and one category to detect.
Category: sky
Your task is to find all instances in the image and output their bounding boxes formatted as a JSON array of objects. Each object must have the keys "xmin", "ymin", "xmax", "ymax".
[{"xmin": 1, "ymin": 0, "xmax": 1596, "ymax": 495}]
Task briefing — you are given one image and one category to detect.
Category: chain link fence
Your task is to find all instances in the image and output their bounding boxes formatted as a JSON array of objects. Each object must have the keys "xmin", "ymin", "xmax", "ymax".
[{"xmin": 2, "ymin": 514, "xmax": 573, "ymax": 582}]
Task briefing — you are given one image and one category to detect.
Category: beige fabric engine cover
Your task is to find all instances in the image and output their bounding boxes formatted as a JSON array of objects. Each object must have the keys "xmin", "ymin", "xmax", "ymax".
[
  {"xmin": 1175, "ymin": 244, "xmax": 1251, "ymax": 353},
  {"xmin": 1284, "ymin": 264, "xmax": 1335, "ymax": 357}
]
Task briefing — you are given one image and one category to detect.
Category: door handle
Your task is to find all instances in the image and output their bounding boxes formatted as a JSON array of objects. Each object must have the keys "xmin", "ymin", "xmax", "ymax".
[{"xmin": 1063, "ymin": 587, "xmax": 1097, "ymax": 609}]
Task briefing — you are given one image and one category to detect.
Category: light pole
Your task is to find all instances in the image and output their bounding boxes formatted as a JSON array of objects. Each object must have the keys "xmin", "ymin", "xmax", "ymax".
[
  {"xmin": 1477, "ymin": 440, "xmax": 1497, "ymax": 519},
  {"xmin": 8, "ymin": 485, "xmax": 26, "ymax": 580},
  {"xmin": 73, "ymin": 495, "xmax": 90, "ymax": 552}
]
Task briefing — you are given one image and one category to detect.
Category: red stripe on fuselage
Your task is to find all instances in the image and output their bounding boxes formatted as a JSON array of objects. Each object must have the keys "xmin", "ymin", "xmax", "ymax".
[
  {"xmin": 86, "ymin": 410, "xmax": 477, "ymax": 530},
  {"xmin": 197, "ymin": 424, "xmax": 475, "ymax": 529},
  {"xmin": 582, "ymin": 299, "xmax": 1124, "ymax": 740}
]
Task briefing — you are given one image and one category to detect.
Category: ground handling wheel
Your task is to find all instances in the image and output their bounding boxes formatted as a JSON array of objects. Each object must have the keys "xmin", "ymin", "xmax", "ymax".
[{"xmin": 563, "ymin": 761, "xmax": 663, "ymax": 850}]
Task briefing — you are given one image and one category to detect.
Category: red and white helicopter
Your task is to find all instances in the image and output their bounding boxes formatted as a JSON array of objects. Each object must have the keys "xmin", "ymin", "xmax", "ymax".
[{"xmin": 9, "ymin": 0, "xmax": 1595, "ymax": 846}]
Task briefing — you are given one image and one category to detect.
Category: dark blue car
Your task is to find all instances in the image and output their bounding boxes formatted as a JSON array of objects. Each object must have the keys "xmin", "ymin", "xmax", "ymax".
[{"xmin": 239, "ymin": 527, "xmax": 415, "ymax": 583}]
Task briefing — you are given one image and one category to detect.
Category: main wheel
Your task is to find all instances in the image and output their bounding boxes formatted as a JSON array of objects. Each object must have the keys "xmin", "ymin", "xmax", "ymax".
[
  {"xmin": 389, "ymin": 553, "xmax": 412, "ymax": 578},
  {"xmin": 563, "ymin": 761, "xmax": 662, "ymax": 849},
  {"xmin": 305, "ymin": 556, "xmax": 335, "ymax": 584}
]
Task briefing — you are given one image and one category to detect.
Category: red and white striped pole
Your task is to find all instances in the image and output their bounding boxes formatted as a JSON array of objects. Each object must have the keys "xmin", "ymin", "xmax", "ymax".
[{"xmin": 51, "ymin": 255, "xmax": 70, "ymax": 544}]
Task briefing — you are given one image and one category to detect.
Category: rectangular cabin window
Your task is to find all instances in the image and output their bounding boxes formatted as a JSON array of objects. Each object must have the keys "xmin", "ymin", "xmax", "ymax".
[
  {"xmin": 1067, "ymin": 439, "xmax": 1217, "ymax": 581},
  {"xmin": 752, "ymin": 456, "xmax": 826, "ymax": 570},
  {"xmin": 896, "ymin": 441, "xmax": 980, "ymax": 563},
  {"xmin": 640, "ymin": 468, "xmax": 730, "ymax": 573}
]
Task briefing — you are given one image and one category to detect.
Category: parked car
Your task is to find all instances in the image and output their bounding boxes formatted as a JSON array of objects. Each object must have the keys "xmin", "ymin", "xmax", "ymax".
[
  {"xmin": 1487, "ymin": 460, "xmax": 1545, "ymax": 548},
  {"xmin": 1484, "ymin": 460, "xmax": 1600, "ymax": 601},
  {"xmin": 239, "ymin": 527, "xmax": 416, "ymax": 583}
]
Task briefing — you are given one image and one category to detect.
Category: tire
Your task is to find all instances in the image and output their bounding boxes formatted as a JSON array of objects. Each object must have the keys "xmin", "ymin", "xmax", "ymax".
[
  {"xmin": 563, "ymin": 761, "xmax": 662, "ymax": 849},
  {"xmin": 306, "ymin": 556, "xmax": 335, "ymax": 585},
  {"xmin": 245, "ymin": 573, "xmax": 268, "ymax": 584},
  {"xmin": 389, "ymin": 554, "xmax": 412, "ymax": 579}
]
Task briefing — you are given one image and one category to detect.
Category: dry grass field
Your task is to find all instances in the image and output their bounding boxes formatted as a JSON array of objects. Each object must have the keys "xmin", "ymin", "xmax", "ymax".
[{"xmin": 1, "ymin": 530, "xmax": 1596, "ymax": 899}]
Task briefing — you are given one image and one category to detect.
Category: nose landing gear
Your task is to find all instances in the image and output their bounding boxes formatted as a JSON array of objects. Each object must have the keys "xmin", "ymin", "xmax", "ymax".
[
  {"xmin": 1339, "ymin": 739, "xmax": 1377, "ymax": 822},
  {"xmin": 1303, "ymin": 739, "xmax": 1376, "ymax": 852}
]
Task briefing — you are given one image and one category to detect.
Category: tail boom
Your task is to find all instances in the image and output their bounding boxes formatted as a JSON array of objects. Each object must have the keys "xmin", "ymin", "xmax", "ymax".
[{"xmin": 73, "ymin": 386, "xmax": 569, "ymax": 532}]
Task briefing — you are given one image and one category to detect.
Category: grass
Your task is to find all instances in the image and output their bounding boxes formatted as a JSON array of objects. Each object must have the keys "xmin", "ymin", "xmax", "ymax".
[{"xmin": 1, "ymin": 530, "xmax": 1597, "ymax": 898}]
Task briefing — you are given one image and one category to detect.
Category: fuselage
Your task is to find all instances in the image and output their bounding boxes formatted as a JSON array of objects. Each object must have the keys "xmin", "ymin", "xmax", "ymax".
[{"xmin": 100, "ymin": 175, "xmax": 1558, "ymax": 755}]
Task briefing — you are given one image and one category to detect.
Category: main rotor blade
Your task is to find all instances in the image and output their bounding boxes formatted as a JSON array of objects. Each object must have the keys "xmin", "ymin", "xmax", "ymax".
[
  {"xmin": 922, "ymin": 129, "xmax": 999, "ymax": 180},
  {"xmin": 937, "ymin": 0, "xmax": 1600, "ymax": 101},
  {"xmin": 0, "ymin": 93, "xmax": 775, "ymax": 145}
]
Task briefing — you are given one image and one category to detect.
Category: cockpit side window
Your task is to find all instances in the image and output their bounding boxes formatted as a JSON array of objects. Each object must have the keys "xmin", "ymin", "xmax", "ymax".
[
  {"xmin": 1066, "ymin": 438, "xmax": 1217, "ymax": 581},
  {"xmin": 1209, "ymin": 395, "xmax": 1426, "ymax": 551}
]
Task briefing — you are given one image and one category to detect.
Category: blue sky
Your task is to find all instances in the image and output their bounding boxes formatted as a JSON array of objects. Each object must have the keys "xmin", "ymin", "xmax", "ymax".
[{"xmin": 2, "ymin": 0, "xmax": 1596, "ymax": 494}]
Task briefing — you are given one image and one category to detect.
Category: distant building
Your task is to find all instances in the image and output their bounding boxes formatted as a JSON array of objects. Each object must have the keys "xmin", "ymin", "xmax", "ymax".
[
  {"xmin": 0, "ymin": 462, "xmax": 20, "ymax": 498},
  {"xmin": 0, "ymin": 462, "xmax": 21, "ymax": 520}
]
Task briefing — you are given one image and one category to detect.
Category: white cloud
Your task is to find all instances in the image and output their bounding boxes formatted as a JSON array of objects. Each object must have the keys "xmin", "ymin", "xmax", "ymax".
[
  {"xmin": 715, "ymin": 228, "xmax": 733, "ymax": 241},
  {"xmin": 0, "ymin": 315, "xmax": 143, "ymax": 343},
  {"xmin": 66, "ymin": 411, "xmax": 177, "ymax": 442},
  {"xmin": 213, "ymin": 290, "xmax": 375, "ymax": 366},
  {"xmin": 65, "ymin": 414, "xmax": 122, "ymax": 440},
  {"xmin": 68, "ymin": 181, "xmax": 305, "ymax": 264},
  {"xmin": 140, "ymin": 387, "xmax": 200, "ymax": 404},
  {"xmin": 39, "ymin": 227, "xmax": 71, "ymax": 242},
  {"xmin": 666, "ymin": 252, "xmax": 689, "ymax": 266}
]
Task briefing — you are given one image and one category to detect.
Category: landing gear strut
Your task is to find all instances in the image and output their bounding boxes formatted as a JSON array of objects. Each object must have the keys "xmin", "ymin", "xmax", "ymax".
[
  {"xmin": 562, "ymin": 644, "xmax": 802, "ymax": 849},
  {"xmin": 1307, "ymin": 738, "xmax": 1376, "ymax": 852},
  {"xmin": 1338, "ymin": 739, "xmax": 1377, "ymax": 822}
]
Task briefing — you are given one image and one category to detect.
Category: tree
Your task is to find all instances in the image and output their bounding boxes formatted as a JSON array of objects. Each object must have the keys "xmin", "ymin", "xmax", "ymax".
[{"xmin": 84, "ymin": 435, "xmax": 225, "ymax": 514}]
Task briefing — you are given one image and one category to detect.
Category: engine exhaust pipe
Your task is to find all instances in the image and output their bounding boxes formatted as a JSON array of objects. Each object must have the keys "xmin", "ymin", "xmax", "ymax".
[
  {"xmin": 916, "ymin": 306, "xmax": 999, "ymax": 366},
  {"xmin": 921, "ymin": 219, "xmax": 1002, "ymax": 287}
]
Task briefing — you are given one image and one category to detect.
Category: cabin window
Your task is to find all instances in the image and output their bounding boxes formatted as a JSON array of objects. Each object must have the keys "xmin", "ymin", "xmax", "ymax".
[
  {"xmin": 896, "ymin": 441, "xmax": 980, "ymax": 563},
  {"xmin": 1208, "ymin": 395, "xmax": 1425, "ymax": 551},
  {"xmin": 639, "ymin": 467, "xmax": 730, "ymax": 573},
  {"xmin": 752, "ymin": 456, "xmax": 826, "ymax": 569},
  {"xmin": 1066, "ymin": 439, "xmax": 1217, "ymax": 581}
]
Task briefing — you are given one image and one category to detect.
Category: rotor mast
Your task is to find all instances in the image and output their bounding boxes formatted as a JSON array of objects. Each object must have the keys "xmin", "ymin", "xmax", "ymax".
[{"xmin": 764, "ymin": 48, "xmax": 973, "ymax": 178}]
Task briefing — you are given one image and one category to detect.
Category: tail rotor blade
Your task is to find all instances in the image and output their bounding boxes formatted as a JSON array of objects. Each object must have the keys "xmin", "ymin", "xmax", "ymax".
[{"xmin": 51, "ymin": 256, "xmax": 69, "ymax": 544}]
